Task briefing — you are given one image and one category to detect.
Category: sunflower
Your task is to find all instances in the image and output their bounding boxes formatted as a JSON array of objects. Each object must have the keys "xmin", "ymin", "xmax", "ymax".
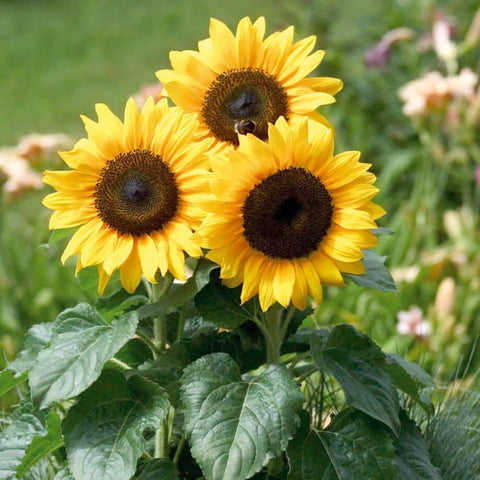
[
  {"xmin": 196, "ymin": 118, "xmax": 385, "ymax": 311},
  {"xmin": 43, "ymin": 98, "xmax": 210, "ymax": 294},
  {"xmin": 156, "ymin": 17, "xmax": 342, "ymax": 152}
]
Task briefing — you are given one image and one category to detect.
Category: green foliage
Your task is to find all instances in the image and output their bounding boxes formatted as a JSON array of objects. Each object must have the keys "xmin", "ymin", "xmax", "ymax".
[
  {"xmin": 64, "ymin": 370, "xmax": 169, "ymax": 480},
  {"xmin": 16, "ymin": 411, "xmax": 63, "ymax": 478},
  {"xmin": 194, "ymin": 270, "xmax": 260, "ymax": 329},
  {"xmin": 344, "ymin": 250, "xmax": 397, "ymax": 293},
  {"xmin": 427, "ymin": 387, "xmax": 480, "ymax": 479},
  {"xmin": 394, "ymin": 412, "xmax": 442, "ymax": 480},
  {"xmin": 181, "ymin": 353, "xmax": 304, "ymax": 480},
  {"xmin": 311, "ymin": 324, "xmax": 401, "ymax": 434},
  {"xmin": 29, "ymin": 303, "xmax": 138, "ymax": 408},
  {"xmin": 0, "ymin": 406, "xmax": 51, "ymax": 479}
]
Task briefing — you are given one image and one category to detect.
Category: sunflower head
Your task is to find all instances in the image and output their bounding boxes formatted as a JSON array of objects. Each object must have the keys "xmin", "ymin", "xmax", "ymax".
[
  {"xmin": 196, "ymin": 117, "xmax": 385, "ymax": 311},
  {"xmin": 43, "ymin": 98, "xmax": 210, "ymax": 294},
  {"xmin": 157, "ymin": 17, "xmax": 343, "ymax": 152}
]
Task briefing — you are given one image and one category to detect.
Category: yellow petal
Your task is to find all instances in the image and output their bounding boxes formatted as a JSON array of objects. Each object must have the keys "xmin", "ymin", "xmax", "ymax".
[
  {"xmin": 123, "ymin": 98, "xmax": 142, "ymax": 151},
  {"xmin": 272, "ymin": 261, "xmax": 295, "ymax": 307},
  {"xmin": 137, "ymin": 235, "xmax": 159, "ymax": 283},
  {"xmin": 120, "ymin": 247, "xmax": 142, "ymax": 293},
  {"xmin": 98, "ymin": 266, "xmax": 112, "ymax": 295},
  {"xmin": 310, "ymin": 251, "xmax": 345, "ymax": 286},
  {"xmin": 103, "ymin": 234, "xmax": 134, "ymax": 274}
]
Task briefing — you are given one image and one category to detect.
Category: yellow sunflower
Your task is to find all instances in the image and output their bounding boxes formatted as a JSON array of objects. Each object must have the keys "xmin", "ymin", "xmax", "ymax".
[
  {"xmin": 156, "ymin": 17, "xmax": 342, "ymax": 152},
  {"xmin": 43, "ymin": 98, "xmax": 210, "ymax": 294},
  {"xmin": 196, "ymin": 118, "xmax": 385, "ymax": 311}
]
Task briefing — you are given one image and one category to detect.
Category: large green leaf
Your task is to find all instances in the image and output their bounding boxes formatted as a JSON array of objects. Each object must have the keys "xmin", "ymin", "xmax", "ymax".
[
  {"xmin": 287, "ymin": 412, "xmax": 331, "ymax": 480},
  {"xmin": 8, "ymin": 323, "xmax": 53, "ymax": 376},
  {"xmin": 16, "ymin": 411, "xmax": 63, "ymax": 478},
  {"xmin": 311, "ymin": 324, "xmax": 400, "ymax": 434},
  {"xmin": 181, "ymin": 353, "xmax": 304, "ymax": 480},
  {"xmin": 53, "ymin": 465, "xmax": 75, "ymax": 480},
  {"xmin": 394, "ymin": 412, "xmax": 442, "ymax": 479},
  {"xmin": 343, "ymin": 250, "xmax": 397, "ymax": 293},
  {"xmin": 385, "ymin": 354, "xmax": 434, "ymax": 413},
  {"xmin": 136, "ymin": 458, "xmax": 180, "ymax": 479},
  {"xmin": 64, "ymin": 369, "xmax": 169, "ymax": 480},
  {"xmin": 194, "ymin": 271, "xmax": 258, "ymax": 329},
  {"xmin": 0, "ymin": 411, "xmax": 45, "ymax": 479},
  {"xmin": 29, "ymin": 303, "xmax": 138, "ymax": 409},
  {"xmin": 318, "ymin": 408, "xmax": 399, "ymax": 480}
]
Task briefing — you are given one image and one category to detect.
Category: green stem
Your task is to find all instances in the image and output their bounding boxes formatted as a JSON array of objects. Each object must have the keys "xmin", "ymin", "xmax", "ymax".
[
  {"xmin": 155, "ymin": 423, "xmax": 169, "ymax": 459},
  {"xmin": 177, "ymin": 309, "xmax": 186, "ymax": 341},
  {"xmin": 136, "ymin": 331, "xmax": 162, "ymax": 357},
  {"xmin": 263, "ymin": 303, "xmax": 295, "ymax": 364},
  {"xmin": 107, "ymin": 357, "xmax": 131, "ymax": 371},
  {"xmin": 150, "ymin": 274, "xmax": 175, "ymax": 356},
  {"xmin": 296, "ymin": 366, "xmax": 317, "ymax": 384},
  {"xmin": 153, "ymin": 317, "xmax": 167, "ymax": 353},
  {"xmin": 173, "ymin": 436, "xmax": 186, "ymax": 464}
]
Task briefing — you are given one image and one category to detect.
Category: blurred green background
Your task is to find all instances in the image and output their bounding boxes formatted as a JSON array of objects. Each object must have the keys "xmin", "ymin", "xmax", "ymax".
[{"xmin": 1, "ymin": 0, "xmax": 480, "ymax": 382}]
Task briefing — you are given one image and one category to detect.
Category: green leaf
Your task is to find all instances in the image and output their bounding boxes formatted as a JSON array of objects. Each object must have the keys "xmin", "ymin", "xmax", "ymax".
[
  {"xmin": 394, "ymin": 412, "xmax": 442, "ymax": 479},
  {"xmin": 318, "ymin": 408, "xmax": 399, "ymax": 480},
  {"xmin": 77, "ymin": 266, "xmax": 123, "ymax": 298},
  {"xmin": 49, "ymin": 227, "xmax": 78, "ymax": 244},
  {"xmin": 8, "ymin": 323, "xmax": 53, "ymax": 376},
  {"xmin": 96, "ymin": 290, "xmax": 147, "ymax": 322},
  {"xmin": 344, "ymin": 250, "xmax": 398, "ymax": 293},
  {"xmin": 181, "ymin": 353, "xmax": 304, "ymax": 480},
  {"xmin": 194, "ymin": 270, "xmax": 258, "ymax": 329},
  {"xmin": 136, "ymin": 458, "xmax": 180, "ymax": 479},
  {"xmin": 29, "ymin": 303, "xmax": 138, "ymax": 408},
  {"xmin": 287, "ymin": 411, "xmax": 331, "ymax": 480},
  {"xmin": 385, "ymin": 354, "xmax": 434, "ymax": 413},
  {"xmin": 16, "ymin": 411, "xmax": 63, "ymax": 478},
  {"xmin": 311, "ymin": 324, "xmax": 400, "ymax": 435},
  {"xmin": 53, "ymin": 464, "xmax": 75, "ymax": 480},
  {"xmin": 138, "ymin": 259, "xmax": 218, "ymax": 319},
  {"xmin": 64, "ymin": 369, "xmax": 169, "ymax": 480},
  {"xmin": 0, "ymin": 368, "xmax": 27, "ymax": 397},
  {"xmin": 0, "ymin": 411, "xmax": 45, "ymax": 479}
]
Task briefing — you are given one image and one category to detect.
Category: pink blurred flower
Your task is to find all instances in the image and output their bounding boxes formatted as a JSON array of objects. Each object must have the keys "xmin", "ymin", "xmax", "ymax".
[
  {"xmin": 365, "ymin": 27, "xmax": 414, "ymax": 69},
  {"xmin": 432, "ymin": 11, "xmax": 457, "ymax": 62},
  {"xmin": 397, "ymin": 305, "xmax": 431, "ymax": 338}
]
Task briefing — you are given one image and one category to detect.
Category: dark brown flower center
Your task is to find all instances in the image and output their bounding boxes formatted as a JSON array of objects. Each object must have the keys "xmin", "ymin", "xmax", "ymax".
[
  {"xmin": 95, "ymin": 150, "xmax": 179, "ymax": 236},
  {"xmin": 202, "ymin": 68, "xmax": 289, "ymax": 145},
  {"xmin": 242, "ymin": 167, "xmax": 333, "ymax": 259}
]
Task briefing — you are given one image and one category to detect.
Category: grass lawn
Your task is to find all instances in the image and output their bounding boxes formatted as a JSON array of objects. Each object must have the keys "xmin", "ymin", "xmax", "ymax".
[{"xmin": 0, "ymin": 0, "xmax": 303, "ymax": 145}]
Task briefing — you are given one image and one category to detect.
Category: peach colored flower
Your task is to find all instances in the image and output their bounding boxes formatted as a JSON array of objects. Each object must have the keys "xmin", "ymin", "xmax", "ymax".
[
  {"xmin": 0, "ymin": 149, "xmax": 43, "ymax": 199},
  {"xmin": 399, "ymin": 68, "xmax": 478, "ymax": 117},
  {"xmin": 16, "ymin": 133, "xmax": 73, "ymax": 162}
]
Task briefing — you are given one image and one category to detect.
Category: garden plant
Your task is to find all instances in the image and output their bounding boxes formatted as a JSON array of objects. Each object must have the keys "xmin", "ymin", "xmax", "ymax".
[{"xmin": 1, "ymin": 9, "xmax": 479, "ymax": 480}]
